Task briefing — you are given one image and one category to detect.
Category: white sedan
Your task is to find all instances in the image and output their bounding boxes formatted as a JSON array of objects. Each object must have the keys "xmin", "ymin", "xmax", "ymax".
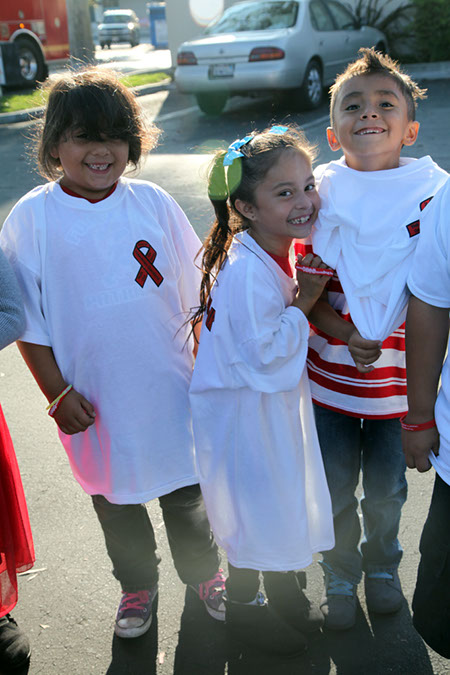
[{"xmin": 175, "ymin": 0, "xmax": 387, "ymax": 114}]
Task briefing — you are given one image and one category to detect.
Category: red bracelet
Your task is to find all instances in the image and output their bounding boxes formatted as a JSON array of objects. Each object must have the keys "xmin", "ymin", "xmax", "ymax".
[
  {"xmin": 295, "ymin": 264, "xmax": 334, "ymax": 277},
  {"xmin": 399, "ymin": 414, "xmax": 436, "ymax": 432}
]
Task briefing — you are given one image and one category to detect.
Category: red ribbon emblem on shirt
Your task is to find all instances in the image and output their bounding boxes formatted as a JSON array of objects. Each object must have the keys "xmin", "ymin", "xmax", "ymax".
[
  {"xmin": 205, "ymin": 297, "xmax": 216, "ymax": 331},
  {"xmin": 133, "ymin": 240, "xmax": 164, "ymax": 288}
]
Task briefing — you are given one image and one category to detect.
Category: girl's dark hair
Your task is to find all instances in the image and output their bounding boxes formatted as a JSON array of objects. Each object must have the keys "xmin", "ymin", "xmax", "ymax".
[
  {"xmin": 34, "ymin": 67, "xmax": 160, "ymax": 180},
  {"xmin": 191, "ymin": 124, "xmax": 317, "ymax": 331}
]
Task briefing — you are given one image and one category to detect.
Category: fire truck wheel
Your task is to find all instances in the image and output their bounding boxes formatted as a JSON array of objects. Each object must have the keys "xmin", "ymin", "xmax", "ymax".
[{"xmin": 15, "ymin": 37, "xmax": 47, "ymax": 87}]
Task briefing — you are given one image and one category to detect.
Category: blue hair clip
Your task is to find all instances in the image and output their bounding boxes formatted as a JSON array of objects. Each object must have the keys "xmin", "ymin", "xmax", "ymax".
[
  {"xmin": 223, "ymin": 126, "xmax": 288, "ymax": 167},
  {"xmin": 268, "ymin": 124, "xmax": 288, "ymax": 135},
  {"xmin": 223, "ymin": 134, "xmax": 253, "ymax": 166}
]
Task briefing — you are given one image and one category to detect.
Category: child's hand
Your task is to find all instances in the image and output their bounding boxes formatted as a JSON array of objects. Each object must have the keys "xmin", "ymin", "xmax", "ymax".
[
  {"xmin": 348, "ymin": 329, "xmax": 382, "ymax": 373},
  {"xmin": 53, "ymin": 389, "xmax": 96, "ymax": 435},
  {"xmin": 293, "ymin": 253, "xmax": 333, "ymax": 315},
  {"xmin": 402, "ymin": 425, "xmax": 439, "ymax": 473}
]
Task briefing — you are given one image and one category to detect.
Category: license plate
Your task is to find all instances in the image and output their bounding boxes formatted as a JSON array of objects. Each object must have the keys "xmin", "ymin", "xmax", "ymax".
[{"xmin": 209, "ymin": 64, "xmax": 234, "ymax": 79}]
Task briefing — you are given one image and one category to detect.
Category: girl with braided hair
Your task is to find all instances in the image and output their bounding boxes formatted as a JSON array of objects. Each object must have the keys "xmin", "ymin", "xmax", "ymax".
[{"xmin": 189, "ymin": 124, "xmax": 335, "ymax": 657}]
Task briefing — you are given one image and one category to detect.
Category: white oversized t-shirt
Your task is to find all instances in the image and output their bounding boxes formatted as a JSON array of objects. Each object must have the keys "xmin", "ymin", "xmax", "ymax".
[
  {"xmin": 189, "ymin": 232, "xmax": 334, "ymax": 571},
  {"xmin": 408, "ymin": 178, "xmax": 450, "ymax": 485},
  {"xmin": 0, "ymin": 178, "xmax": 202, "ymax": 503},
  {"xmin": 312, "ymin": 156, "xmax": 448, "ymax": 341}
]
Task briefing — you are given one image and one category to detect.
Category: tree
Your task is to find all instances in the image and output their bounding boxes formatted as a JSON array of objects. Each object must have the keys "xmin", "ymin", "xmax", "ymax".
[{"xmin": 66, "ymin": 0, "xmax": 95, "ymax": 65}]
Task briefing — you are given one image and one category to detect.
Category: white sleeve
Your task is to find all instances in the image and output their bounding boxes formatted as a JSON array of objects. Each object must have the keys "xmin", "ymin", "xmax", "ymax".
[
  {"xmin": 0, "ymin": 247, "xmax": 25, "ymax": 349},
  {"xmin": 408, "ymin": 179, "xmax": 450, "ymax": 308},
  {"xmin": 155, "ymin": 188, "xmax": 202, "ymax": 313},
  {"xmin": 0, "ymin": 201, "xmax": 52, "ymax": 346},
  {"xmin": 228, "ymin": 259, "xmax": 310, "ymax": 392}
]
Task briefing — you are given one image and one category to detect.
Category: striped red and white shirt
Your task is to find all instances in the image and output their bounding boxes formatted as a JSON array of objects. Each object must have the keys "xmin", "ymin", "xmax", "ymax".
[{"xmin": 296, "ymin": 243, "xmax": 406, "ymax": 419}]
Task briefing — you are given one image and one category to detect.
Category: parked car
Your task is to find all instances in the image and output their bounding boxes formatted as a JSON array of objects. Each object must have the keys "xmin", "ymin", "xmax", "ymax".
[
  {"xmin": 98, "ymin": 9, "xmax": 140, "ymax": 49},
  {"xmin": 175, "ymin": 0, "xmax": 387, "ymax": 114}
]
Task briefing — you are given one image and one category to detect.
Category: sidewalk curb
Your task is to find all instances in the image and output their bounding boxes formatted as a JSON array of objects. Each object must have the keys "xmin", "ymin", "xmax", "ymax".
[
  {"xmin": 0, "ymin": 77, "xmax": 174, "ymax": 125},
  {"xmin": 1, "ymin": 61, "xmax": 449, "ymax": 126}
]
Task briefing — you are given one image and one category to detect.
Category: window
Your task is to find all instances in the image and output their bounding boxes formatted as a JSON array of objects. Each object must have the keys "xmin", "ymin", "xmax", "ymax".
[
  {"xmin": 103, "ymin": 14, "xmax": 134, "ymax": 24},
  {"xmin": 309, "ymin": 1, "xmax": 334, "ymax": 31},
  {"xmin": 204, "ymin": 1, "xmax": 299, "ymax": 34},
  {"xmin": 324, "ymin": 0, "xmax": 357, "ymax": 30}
]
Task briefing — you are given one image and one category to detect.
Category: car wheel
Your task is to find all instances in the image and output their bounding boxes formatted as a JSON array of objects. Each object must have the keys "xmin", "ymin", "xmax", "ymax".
[
  {"xmin": 298, "ymin": 60, "xmax": 323, "ymax": 110},
  {"xmin": 100, "ymin": 42, "xmax": 106, "ymax": 49},
  {"xmin": 15, "ymin": 36, "xmax": 47, "ymax": 87},
  {"xmin": 196, "ymin": 92, "xmax": 228, "ymax": 116}
]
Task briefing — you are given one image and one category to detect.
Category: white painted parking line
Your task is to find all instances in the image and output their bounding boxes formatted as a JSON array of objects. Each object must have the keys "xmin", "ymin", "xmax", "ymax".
[
  {"xmin": 156, "ymin": 106, "xmax": 199, "ymax": 122},
  {"xmin": 301, "ymin": 114, "xmax": 330, "ymax": 130},
  {"xmin": 155, "ymin": 106, "xmax": 330, "ymax": 128}
]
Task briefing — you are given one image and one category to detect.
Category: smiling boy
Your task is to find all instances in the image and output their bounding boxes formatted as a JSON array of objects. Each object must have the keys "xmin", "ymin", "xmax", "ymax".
[{"xmin": 300, "ymin": 49, "xmax": 448, "ymax": 630}]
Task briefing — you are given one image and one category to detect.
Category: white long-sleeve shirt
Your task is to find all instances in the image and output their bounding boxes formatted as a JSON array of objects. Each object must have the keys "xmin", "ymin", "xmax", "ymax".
[
  {"xmin": 408, "ymin": 178, "xmax": 450, "ymax": 485},
  {"xmin": 190, "ymin": 232, "xmax": 334, "ymax": 571}
]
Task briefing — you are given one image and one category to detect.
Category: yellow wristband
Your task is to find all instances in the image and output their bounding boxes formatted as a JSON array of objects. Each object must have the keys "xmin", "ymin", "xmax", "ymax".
[{"xmin": 47, "ymin": 384, "xmax": 73, "ymax": 417}]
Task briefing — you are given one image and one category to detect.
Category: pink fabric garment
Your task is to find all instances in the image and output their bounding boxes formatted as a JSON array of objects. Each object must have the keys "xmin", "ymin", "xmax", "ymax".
[{"xmin": 0, "ymin": 404, "xmax": 34, "ymax": 615}]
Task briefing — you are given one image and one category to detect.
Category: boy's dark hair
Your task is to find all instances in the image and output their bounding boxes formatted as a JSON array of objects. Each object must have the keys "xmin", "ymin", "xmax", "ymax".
[
  {"xmin": 35, "ymin": 67, "xmax": 160, "ymax": 180},
  {"xmin": 330, "ymin": 48, "xmax": 427, "ymax": 126},
  {"xmin": 191, "ymin": 124, "xmax": 317, "ymax": 331}
]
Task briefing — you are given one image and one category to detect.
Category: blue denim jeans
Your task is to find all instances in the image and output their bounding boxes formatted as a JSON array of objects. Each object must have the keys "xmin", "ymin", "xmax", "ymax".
[{"xmin": 313, "ymin": 404, "xmax": 407, "ymax": 585}]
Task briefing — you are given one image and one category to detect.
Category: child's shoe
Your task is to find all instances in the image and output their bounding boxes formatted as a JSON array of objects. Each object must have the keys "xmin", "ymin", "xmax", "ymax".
[
  {"xmin": 0, "ymin": 614, "xmax": 31, "ymax": 669},
  {"xmin": 115, "ymin": 585, "xmax": 158, "ymax": 638},
  {"xmin": 190, "ymin": 568, "xmax": 226, "ymax": 621},
  {"xmin": 320, "ymin": 562, "xmax": 357, "ymax": 630},
  {"xmin": 264, "ymin": 570, "xmax": 324, "ymax": 633},
  {"xmin": 364, "ymin": 569, "xmax": 404, "ymax": 614},
  {"xmin": 225, "ymin": 592, "xmax": 307, "ymax": 658}
]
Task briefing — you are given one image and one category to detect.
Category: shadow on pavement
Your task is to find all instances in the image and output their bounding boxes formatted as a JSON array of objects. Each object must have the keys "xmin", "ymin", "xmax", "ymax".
[
  {"xmin": 4, "ymin": 586, "xmax": 436, "ymax": 675},
  {"xmin": 173, "ymin": 587, "xmax": 227, "ymax": 674},
  {"xmin": 173, "ymin": 593, "xmax": 437, "ymax": 675},
  {"xmin": 0, "ymin": 660, "xmax": 30, "ymax": 675},
  {"xmin": 309, "ymin": 598, "xmax": 435, "ymax": 675},
  {"xmin": 106, "ymin": 596, "xmax": 159, "ymax": 675}
]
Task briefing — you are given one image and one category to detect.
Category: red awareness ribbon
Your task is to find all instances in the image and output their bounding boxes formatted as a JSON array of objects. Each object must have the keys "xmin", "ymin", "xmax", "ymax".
[
  {"xmin": 133, "ymin": 240, "xmax": 164, "ymax": 288},
  {"xmin": 295, "ymin": 263, "xmax": 334, "ymax": 277}
]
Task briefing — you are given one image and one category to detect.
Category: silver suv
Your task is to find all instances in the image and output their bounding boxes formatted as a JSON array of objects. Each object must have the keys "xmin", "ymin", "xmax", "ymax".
[{"xmin": 98, "ymin": 9, "xmax": 140, "ymax": 49}]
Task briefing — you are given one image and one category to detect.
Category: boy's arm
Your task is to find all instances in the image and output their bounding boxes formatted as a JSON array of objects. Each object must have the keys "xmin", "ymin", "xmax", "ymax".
[
  {"xmin": 402, "ymin": 296, "xmax": 449, "ymax": 472},
  {"xmin": 308, "ymin": 291, "xmax": 382, "ymax": 373},
  {"xmin": 17, "ymin": 341, "xmax": 95, "ymax": 435}
]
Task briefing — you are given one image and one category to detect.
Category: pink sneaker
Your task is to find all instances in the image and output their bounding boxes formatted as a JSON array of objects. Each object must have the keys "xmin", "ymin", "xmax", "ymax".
[
  {"xmin": 191, "ymin": 569, "xmax": 226, "ymax": 621},
  {"xmin": 114, "ymin": 586, "xmax": 158, "ymax": 638}
]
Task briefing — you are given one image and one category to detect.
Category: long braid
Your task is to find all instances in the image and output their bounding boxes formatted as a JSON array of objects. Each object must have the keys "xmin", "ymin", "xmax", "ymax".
[{"xmin": 191, "ymin": 152, "xmax": 238, "ymax": 330}]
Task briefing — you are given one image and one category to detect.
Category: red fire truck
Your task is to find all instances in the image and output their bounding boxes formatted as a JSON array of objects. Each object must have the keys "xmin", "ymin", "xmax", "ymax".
[{"xmin": 0, "ymin": 0, "xmax": 69, "ymax": 86}]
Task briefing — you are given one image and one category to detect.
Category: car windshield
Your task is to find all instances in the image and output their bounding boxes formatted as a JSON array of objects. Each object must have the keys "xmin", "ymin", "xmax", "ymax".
[
  {"xmin": 204, "ymin": 1, "xmax": 298, "ymax": 34},
  {"xmin": 103, "ymin": 14, "xmax": 131, "ymax": 24}
]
